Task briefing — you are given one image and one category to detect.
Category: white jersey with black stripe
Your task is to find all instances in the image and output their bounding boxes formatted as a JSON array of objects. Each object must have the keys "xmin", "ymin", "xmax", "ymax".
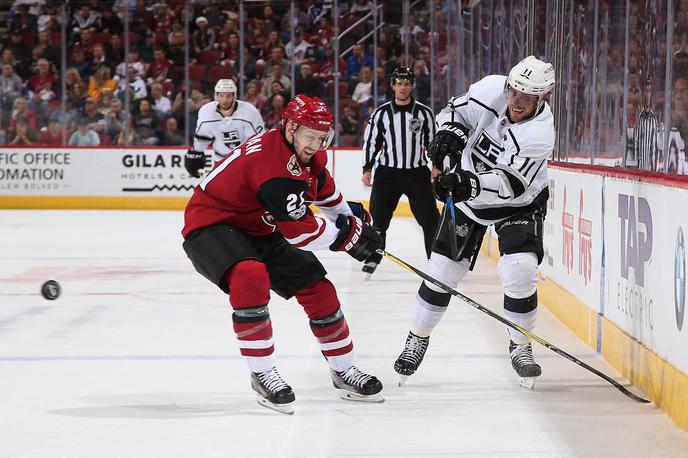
[
  {"xmin": 437, "ymin": 74, "xmax": 555, "ymax": 225},
  {"xmin": 193, "ymin": 100, "xmax": 265, "ymax": 160}
]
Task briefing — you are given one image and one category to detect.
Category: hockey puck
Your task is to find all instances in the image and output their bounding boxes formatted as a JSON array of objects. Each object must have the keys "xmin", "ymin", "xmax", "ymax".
[{"xmin": 41, "ymin": 280, "xmax": 61, "ymax": 300}]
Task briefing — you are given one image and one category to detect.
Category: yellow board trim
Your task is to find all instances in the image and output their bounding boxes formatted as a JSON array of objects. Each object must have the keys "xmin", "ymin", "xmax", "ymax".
[{"xmin": 481, "ymin": 234, "xmax": 688, "ymax": 432}]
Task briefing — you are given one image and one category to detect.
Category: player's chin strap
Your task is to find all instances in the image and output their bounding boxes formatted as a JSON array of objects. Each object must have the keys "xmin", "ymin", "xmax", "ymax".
[{"xmin": 378, "ymin": 249, "xmax": 651, "ymax": 404}]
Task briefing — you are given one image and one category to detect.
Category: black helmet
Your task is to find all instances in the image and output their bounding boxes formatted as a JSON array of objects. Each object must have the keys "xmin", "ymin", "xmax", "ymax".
[{"xmin": 391, "ymin": 66, "xmax": 415, "ymax": 86}]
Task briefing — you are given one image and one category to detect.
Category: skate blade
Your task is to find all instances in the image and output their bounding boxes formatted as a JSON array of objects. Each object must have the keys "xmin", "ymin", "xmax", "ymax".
[
  {"xmin": 338, "ymin": 390, "xmax": 385, "ymax": 403},
  {"xmin": 397, "ymin": 375, "xmax": 409, "ymax": 387},
  {"xmin": 364, "ymin": 273, "xmax": 372, "ymax": 281},
  {"xmin": 518, "ymin": 377, "xmax": 536, "ymax": 390},
  {"xmin": 256, "ymin": 395, "xmax": 295, "ymax": 415}
]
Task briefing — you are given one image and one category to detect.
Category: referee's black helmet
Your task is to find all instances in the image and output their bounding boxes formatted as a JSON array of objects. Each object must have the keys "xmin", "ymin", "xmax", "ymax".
[{"xmin": 391, "ymin": 66, "xmax": 415, "ymax": 87}]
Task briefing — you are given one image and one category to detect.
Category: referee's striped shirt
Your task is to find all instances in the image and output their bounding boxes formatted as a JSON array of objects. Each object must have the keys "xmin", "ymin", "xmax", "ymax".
[
  {"xmin": 636, "ymin": 109, "xmax": 659, "ymax": 171},
  {"xmin": 362, "ymin": 98, "xmax": 435, "ymax": 171}
]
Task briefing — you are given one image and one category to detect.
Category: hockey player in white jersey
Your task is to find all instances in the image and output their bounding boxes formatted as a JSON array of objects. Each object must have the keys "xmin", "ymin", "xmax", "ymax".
[
  {"xmin": 184, "ymin": 79, "xmax": 265, "ymax": 178},
  {"xmin": 394, "ymin": 56, "xmax": 556, "ymax": 389}
]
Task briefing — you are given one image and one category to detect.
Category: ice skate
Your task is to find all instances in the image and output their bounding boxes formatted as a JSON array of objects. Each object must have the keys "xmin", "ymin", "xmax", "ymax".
[
  {"xmin": 331, "ymin": 366, "xmax": 384, "ymax": 402},
  {"xmin": 362, "ymin": 261, "xmax": 378, "ymax": 280},
  {"xmin": 394, "ymin": 331, "xmax": 430, "ymax": 386},
  {"xmin": 251, "ymin": 367, "xmax": 295, "ymax": 415},
  {"xmin": 509, "ymin": 341, "xmax": 541, "ymax": 390}
]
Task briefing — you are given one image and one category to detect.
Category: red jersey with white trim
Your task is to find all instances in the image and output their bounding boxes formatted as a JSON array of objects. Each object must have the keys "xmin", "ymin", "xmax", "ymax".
[{"xmin": 182, "ymin": 128, "xmax": 351, "ymax": 251}]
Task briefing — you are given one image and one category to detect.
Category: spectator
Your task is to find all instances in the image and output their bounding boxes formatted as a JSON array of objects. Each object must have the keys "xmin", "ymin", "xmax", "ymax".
[
  {"xmin": 9, "ymin": 97, "xmax": 38, "ymax": 131},
  {"xmin": 39, "ymin": 119, "xmax": 64, "ymax": 146},
  {"xmin": 7, "ymin": 33, "xmax": 33, "ymax": 70},
  {"xmin": 114, "ymin": 49, "xmax": 145, "ymax": 81},
  {"xmin": 132, "ymin": 99, "xmax": 159, "ymax": 145},
  {"xmin": 203, "ymin": 4, "xmax": 228, "ymax": 30},
  {"xmin": 68, "ymin": 49, "xmax": 90, "ymax": 80},
  {"xmin": 349, "ymin": 0, "xmax": 374, "ymax": 17},
  {"xmin": 36, "ymin": 30, "xmax": 59, "ymax": 65},
  {"xmin": 88, "ymin": 43, "xmax": 116, "ymax": 77},
  {"xmin": 67, "ymin": 82, "xmax": 88, "ymax": 113},
  {"xmin": 294, "ymin": 62, "xmax": 324, "ymax": 98},
  {"xmin": 137, "ymin": 31, "xmax": 158, "ymax": 62},
  {"xmin": 160, "ymin": 117, "xmax": 184, "ymax": 146},
  {"xmin": 116, "ymin": 118, "xmax": 136, "ymax": 145},
  {"xmin": 264, "ymin": 81, "xmax": 290, "ymax": 111},
  {"xmin": 399, "ymin": 16, "xmax": 424, "ymax": 44},
  {"xmin": 72, "ymin": 5, "xmax": 100, "ymax": 33},
  {"xmin": 340, "ymin": 104, "xmax": 360, "ymax": 137},
  {"xmin": 8, "ymin": 117, "xmax": 38, "ymax": 146},
  {"xmin": 147, "ymin": 47, "xmax": 173, "ymax": 86},
  {"xmin": 64, "ymin": 68, "xmax": 85, "ymax": 98},
  {"xmin": 153, "ymin": 3, "xmax": 174, "ymax": 34},
  {"xmin": 82, "ymin": 98, "xmax": 104, "ymax": 127},
  {"xmin": 37, "ymin": 3, "xmax": 59, "ymax": 33},
  {"xmin": 72, "ymin": 28, "xmax": 95, "ymax": 61},
  {"xmin": 261, "ymin": 64, "xmax": 291, "ymax": 97},
  {"xmin": 264, "ymin": 30, "xmax": 285, "ymax": 59},
  {"xmin": 233, "ymin": 44, "xmax": 258, "ymax": 85},
  {"xmin": 116, "ymin": 65, "xmax": 147, "ymax": 101},
  {"xmin": 242, "ymin": 80, "xmax": 267, "ymax": 111},
  {"xmin": 285, "ymin": 32, "xmax": 312, "ymax": 65},
  {"xmin": 10, "ymin": 5, "xmax": 37, "ymax": 35},
  {"xmin": 352, "ymin": 66, "xmax": 373, "ymax": 107},
  {"xmin": 168, "ymin": 30, "xmax": 197, "ymax": 66},
  {"xmin": 0, "ymin": 63, "xmax": 23, "ymax": 111},
  {"xmin": 263, "ymin": 93, "xmax": 285, "ymax": 129},
  {"xmin": 413, "ymin": 59, "xmax": 431, "ymax": 104},
  {"xmin": 219, "ymin": 32, "xmax": 240, "ymax": 64},
  {"xmin": 192, "ymin": 16, "xmax": 216, "ymax": 54},
  {"xmin": 106, "ymin": 33, "xmax": 125, "ymax": 64},
  {"xmin": 150, "ymin": 82, "xmax": 172, "ymax": 117},
  {"xmin": 104, "ymin": 98, "xmax": 124, "ymax": 139},
  {"xmin": 68, "ymin": 118, "xmax": 100, "ymax": 146},
  {"xmin": 1, "ymin": 48, "xmax": 27, "ymax": 80},
  {"xmin": 346, "ymin": 43, "xmax": 374, "ymax": 82},
  {"xmin": 265, "ymin": 46, "xmax": 289, "ymax": 77},
  {"xmin": 88, "ymin": 67, "xmax": 117, "ymax": 101},
  {"xmin": 97, "ymin": 89, "xmax": 115, "ymax": 116},
  {"xmin": 99, "ymin": 9, "xmax": 123, "ymax": 35},
  {"xmin": 262, "ymin": 4, "xmax": 280, "ymax": 33},
  {"xmin": 313, "ymin": 45, "xmax": 346, "ymax": 82}
]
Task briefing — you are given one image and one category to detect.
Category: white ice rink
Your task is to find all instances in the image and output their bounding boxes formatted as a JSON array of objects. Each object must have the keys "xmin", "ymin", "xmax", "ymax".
[{"xmin": 1, "ymin": 210, "xmax": 687, "ymax": 458}]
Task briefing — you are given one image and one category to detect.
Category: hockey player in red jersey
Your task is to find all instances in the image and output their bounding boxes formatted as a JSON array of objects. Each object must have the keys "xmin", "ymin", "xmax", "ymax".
[{"xmin": 182, "ymin": 94, "xmax": 384, "ymax": 414}]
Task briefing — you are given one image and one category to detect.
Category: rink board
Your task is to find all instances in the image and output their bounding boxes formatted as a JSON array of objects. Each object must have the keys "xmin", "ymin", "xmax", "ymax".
[{"xmin": 0, "ymin": 146, "xmax": 418, "ymax": 215}]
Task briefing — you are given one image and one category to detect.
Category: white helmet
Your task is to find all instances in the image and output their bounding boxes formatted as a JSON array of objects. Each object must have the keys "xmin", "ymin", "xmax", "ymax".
[
  {"xmin": 507, "ymin": 56, "xmax": 555, "ymax": 98},
  {"xmin": 214, "ymin": 79, "xmax": 237, "ymax": 94}
]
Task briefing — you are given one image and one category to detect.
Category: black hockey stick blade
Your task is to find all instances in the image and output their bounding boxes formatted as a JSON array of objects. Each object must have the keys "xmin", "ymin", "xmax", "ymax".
[{"xmin": 380, "ymin": 250, "xmax": 651, "ymax": 404}]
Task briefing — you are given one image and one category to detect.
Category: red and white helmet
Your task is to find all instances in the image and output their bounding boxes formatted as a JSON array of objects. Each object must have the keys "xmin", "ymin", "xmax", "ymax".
[{"xmin": 282, "ymin": 94, "xmax": 335, "ymax": 148}]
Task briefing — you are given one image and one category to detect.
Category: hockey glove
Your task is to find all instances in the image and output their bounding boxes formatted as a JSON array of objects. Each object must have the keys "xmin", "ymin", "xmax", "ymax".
[
  {"xmin": 428, "ymin": 122, "xmax": 469, "ymax": 169},
  {"xmin": 434, "ymin": 170, "xmax": 481, "ymax": 203},
  {"xmin": 346, "ymin": 201, "xmax": 373, "ymax": 224},
  {"xmin": 185, "ymin": 149, "xmax": 207, "ymax": 178},
  {"xmin": 329, "ymin": 215, "xmax": 383, "ymax": 262}
]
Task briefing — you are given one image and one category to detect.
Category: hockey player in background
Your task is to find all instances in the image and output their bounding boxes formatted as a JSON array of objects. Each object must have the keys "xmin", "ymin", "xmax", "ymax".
[
  {"xmin": 394, "ymin": 56, "xmax": 556, "ymax": 389},
  {"xmin": 184, "ymin": 78, "xmax": 265, "ymax": 178},
  {"xmin": 182, "ymin": 94, "xmax": 384, "ymax": 414}
]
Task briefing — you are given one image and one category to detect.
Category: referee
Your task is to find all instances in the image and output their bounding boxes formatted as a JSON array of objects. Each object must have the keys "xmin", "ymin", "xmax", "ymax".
[{"xmin": 361, "ymin": 66, "xmax": 439, "ymax": 276}]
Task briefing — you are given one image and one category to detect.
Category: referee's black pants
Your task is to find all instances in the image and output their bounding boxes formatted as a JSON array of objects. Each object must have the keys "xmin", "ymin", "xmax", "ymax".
[{"xmin": 368, "ymin": 165, "xmax": 439, "ymax": 264}]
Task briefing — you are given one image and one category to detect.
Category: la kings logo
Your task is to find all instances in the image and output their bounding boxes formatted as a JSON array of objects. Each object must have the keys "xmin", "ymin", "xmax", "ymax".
[
  {"xmin": 471, "ymin": 130, "xmax": 502, "ymax": 172},
  {"xmin": 222, "ymin": 130, "xmax": 241, "ymax": 149},
  {"xmin": 287, "ymin": 155, "xmax": 302, "ymax": 176}
]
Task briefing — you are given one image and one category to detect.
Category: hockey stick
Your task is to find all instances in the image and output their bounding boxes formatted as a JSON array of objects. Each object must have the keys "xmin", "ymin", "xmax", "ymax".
[{"xmin": 380, "ymin": 250, "xmax": 651, "ymax": 404}]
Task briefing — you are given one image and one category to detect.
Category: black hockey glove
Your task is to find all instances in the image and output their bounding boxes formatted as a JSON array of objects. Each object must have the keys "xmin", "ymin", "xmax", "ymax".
[
  {"xmin": 428, "ymin": 122, "xmax": 469, "ymax": 169},
  {"xmin": 346, "ymin": 201, "xmax": 373, "ymax": 224},
  {"xmin": 329, "ymin": 215, "xmax": 383, "ymax": 262},
  {"xmin": 185, "ymin": 149, "xmax": 207, "ymax": 178},
  {"xmin": 434, "ymin": 170, "xmax": 481, "ymax": 203}
]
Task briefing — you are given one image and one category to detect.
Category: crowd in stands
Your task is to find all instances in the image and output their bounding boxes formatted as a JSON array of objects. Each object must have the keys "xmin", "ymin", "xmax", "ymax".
[{"xmin": 0, "ymin": 0, "xmax": 444, "ymax": 147}]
